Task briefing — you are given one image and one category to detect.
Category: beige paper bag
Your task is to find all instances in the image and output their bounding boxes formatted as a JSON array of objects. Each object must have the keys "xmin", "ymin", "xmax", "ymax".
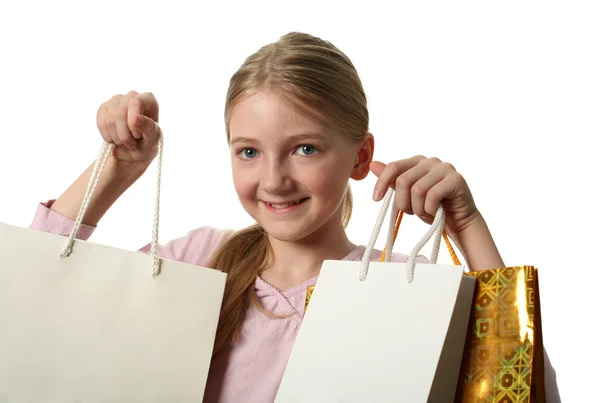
[
  {"xmin": 276, "ymin": 189, "xmax": 476, "ymax": 402},
  {"xmin": 0, "ymin": 137, "xmax": 227, "ymax": 402}
]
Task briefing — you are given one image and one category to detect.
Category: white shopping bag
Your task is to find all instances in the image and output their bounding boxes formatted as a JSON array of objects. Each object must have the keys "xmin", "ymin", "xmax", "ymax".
[
  {"xmin": 0, "ymin": 136, "xmax": 227, "ymax": 403},
  {"xmin": 276, "ymin": 189, "xmax": 476, "ymax": 403}
]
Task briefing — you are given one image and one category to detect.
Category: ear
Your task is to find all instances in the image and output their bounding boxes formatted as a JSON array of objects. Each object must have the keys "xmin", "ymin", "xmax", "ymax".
[{"xmin": 350, "ymin": 132, "xmax": 375, "ymax": 181}]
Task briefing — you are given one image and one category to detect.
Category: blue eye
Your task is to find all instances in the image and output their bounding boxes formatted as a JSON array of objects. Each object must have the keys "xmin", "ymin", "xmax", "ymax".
[
  {"xmin": 297, "ymin": 145, "xmax": 317, "ymax": 156},
  {"xmin": 239, "ymin": 148, "xmax": 258, "ymax": 159}
]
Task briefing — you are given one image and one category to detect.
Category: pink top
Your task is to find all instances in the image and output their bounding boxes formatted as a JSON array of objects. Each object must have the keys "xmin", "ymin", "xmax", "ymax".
[{"xmin": 29, "ymin": 200, "xmax": 561, "ymax": 402}]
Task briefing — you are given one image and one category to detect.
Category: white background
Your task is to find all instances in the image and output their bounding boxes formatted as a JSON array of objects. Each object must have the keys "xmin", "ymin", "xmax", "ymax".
[{"xmin": 1, "ymin": 0, "xmax": 598, "ymax": 400}]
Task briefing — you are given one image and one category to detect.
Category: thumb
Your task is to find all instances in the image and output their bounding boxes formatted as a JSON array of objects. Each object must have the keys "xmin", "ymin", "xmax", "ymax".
[
  {"xmin": 369, "ymin": 161, "xmax": 387, "ymax": 177},
  {"xmin": 131, "ymin": 115, "xmax": 160, "ymax": 142}
]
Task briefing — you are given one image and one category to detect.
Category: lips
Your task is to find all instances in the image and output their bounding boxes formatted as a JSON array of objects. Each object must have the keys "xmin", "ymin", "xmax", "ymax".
[{"xmin": 264, "ymin": 198, "xmax": 309, "ymax": 210}]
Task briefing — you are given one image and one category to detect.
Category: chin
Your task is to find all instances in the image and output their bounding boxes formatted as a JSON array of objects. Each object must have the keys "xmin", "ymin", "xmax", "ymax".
[{"xmin": 260, "ymin": 222, "xmax": 318, "ymax": 243}]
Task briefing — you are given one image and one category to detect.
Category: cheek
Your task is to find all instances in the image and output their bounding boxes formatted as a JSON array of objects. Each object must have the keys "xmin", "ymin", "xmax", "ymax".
[
  {"xmin": 303, "ymin": 157, "xmax": 351, "ymax": 200},
  {"xmin": 232, "ymin": 166, "xmax": 257, "ymax": 201}
]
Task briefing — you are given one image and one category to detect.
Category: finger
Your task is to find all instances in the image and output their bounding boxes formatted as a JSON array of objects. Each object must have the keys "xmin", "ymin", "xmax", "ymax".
[
  {"xmin": 115, "ymin": 104, "xmax": 137, "ymax": 149},
  {"xmin": 128, "ymin": 93, "xmax": 159, "ymax": 141},
  {"xmin": 131, "ymin": 114, "xmax": 160, "ymax": 143},
  {"xmin": 424, "ymin": 180, "xmax": 451, "ymax": 218},
  {"xmin": 127, "ymin": 92, "xmax": 159, "ymax": 124},
  {"xmin": 424, "ymin": 171, "xmax": 464, "ymax": 217},
  {"xmin": 369, "ymin": 161, "xmax": 386, "ymax": 177},
  {"xmin": 103, "ymin": 111, "xmax": 121, "ymax": 146},
  {"xmin": 371, "ymin": 156, "xmax": 425, "ymax": 201},
  {"xmin": 96, "ymin": 105, "xmax": 112, "ymax": 144},
  {"xmin": 394, "ymin": 158, "xmax": 438, "ymax": 214},
  {"xmin": 410, "ymin": 169, "xmax": 446, "ymax": 218}
]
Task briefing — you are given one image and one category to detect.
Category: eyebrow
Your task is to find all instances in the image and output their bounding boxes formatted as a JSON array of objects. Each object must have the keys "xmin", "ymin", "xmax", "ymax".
[{"xmin": 229, "ymin": 132, "xmax": 327, "ymax": 146}]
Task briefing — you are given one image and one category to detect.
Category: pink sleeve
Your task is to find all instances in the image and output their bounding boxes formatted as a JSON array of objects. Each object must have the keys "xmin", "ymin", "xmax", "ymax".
[
  {"xmin": 29, "ymin": 199, "xmax": 234, "ymax": 267},
  {"xmin": 29, "ymin": 200, "xmax": 95, "ymax": 240}
]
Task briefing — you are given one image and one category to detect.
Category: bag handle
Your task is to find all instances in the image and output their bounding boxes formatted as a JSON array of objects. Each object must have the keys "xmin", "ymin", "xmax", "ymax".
[
  {"xmin": 60, "ymin": 128, "xmax": 164, "ymax": 278},
  {"xmin": 358, "ymin": 188, "xmax": 460, "ymax": 283},
  {"xmin": 380, "ymin": 206, "xmax": 462, "ymax": 267}
]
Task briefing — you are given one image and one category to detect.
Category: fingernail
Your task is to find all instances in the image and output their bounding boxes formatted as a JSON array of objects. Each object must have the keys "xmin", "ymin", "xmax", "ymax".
[{"xmin": 372, "ymin": 190, "xmax": 381, "ymax": 201}]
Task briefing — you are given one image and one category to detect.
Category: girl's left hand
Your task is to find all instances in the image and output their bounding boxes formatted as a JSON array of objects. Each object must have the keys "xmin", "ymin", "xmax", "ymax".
[{"xmin": 370, "ymin": 156, "xmax": 480, "ymax": 234}]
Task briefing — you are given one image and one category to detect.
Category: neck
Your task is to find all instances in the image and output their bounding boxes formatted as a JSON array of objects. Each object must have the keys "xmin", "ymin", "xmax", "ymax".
[{"xmin": 261, "ymin": 216, "xmax": 355, "ymax": 291}]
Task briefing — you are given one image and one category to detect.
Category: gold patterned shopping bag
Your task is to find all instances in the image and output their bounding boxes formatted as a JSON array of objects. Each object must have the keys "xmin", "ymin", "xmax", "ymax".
[{"xmin": 455, "ymin": 265, "xmax": 546, "ymax": 402}]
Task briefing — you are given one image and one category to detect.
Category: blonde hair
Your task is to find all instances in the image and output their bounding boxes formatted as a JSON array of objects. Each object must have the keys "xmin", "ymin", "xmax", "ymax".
[{"xmin": 207, "ymin": 32, "xmax": 368, "ymax": 356}]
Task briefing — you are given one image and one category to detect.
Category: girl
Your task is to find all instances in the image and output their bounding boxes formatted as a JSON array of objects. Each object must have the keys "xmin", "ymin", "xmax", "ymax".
[{"xmin": 30, "ymin": 32, "xmax": 560, "ymax": 402}]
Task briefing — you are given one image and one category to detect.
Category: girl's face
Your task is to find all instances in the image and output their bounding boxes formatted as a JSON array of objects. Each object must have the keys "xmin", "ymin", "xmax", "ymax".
[{"xmin": 228, "ymin": 90, "xmax": 373, "ymax": 243}]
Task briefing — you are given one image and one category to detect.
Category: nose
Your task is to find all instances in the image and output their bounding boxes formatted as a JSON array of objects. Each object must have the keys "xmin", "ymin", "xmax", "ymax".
[{"xmin": 261, "ymin": 157, "xmax": 294, "ymax": 194}]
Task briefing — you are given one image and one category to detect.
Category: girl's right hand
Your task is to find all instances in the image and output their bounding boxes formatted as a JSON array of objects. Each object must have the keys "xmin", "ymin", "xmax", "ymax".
[{"xmin": 97, "ymin": 91, "xmax": 161, "ymax": 167}]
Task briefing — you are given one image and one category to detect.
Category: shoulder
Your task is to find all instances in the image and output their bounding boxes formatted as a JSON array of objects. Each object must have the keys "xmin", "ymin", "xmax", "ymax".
[
  {"xmin": 140, "ymin": 226, "xmax": 235, "ymax": 266},
  {"xmin": 186, "ymin": 226, "xmax": 236, "ymax": 264},
  {"xmin": 186, "ymin": 226, "xmax": 235, "ymax": 244}
]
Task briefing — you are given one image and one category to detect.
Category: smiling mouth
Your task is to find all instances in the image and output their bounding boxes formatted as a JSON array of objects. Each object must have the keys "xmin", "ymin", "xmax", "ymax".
[{"xmin": 264, "ymin": 198, "xmax": 309, "ymax": 210}]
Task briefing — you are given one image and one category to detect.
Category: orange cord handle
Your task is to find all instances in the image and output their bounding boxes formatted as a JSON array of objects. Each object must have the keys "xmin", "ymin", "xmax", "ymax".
[{"xmin": 380, "ymin": 209, "xmax": 462, "ymax": 266}]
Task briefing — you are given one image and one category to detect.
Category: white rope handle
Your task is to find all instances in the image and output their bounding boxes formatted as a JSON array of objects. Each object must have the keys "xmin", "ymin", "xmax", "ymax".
[
  {"xmin": 358, "ymin": 188, "xmax": 395, "ymax": 280},
  {"xmin": 404, "ymin": 206, "xmax": 445, "ymax": 282},
  {"xmin": 358, "ymin": 188, "xmax": 446, "ymax": 282},
  {"xmin": 383, "ymin": 200, "xmax": 398, "ymax": 264},
  {"xmin": 60, "ymin": 128, "xmax": 164, "ymax": 277}
]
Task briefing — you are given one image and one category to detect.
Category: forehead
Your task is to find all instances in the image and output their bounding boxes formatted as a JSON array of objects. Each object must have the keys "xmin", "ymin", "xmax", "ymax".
[{"xmin": 229, "ymin": 91, "xmax": 329, "ymax": 141}]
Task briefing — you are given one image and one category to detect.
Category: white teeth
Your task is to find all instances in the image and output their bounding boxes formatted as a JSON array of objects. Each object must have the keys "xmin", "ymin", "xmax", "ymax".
[{"xmin": 268, "ymin": 199, "xmax": 303, "ymax": 209}]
